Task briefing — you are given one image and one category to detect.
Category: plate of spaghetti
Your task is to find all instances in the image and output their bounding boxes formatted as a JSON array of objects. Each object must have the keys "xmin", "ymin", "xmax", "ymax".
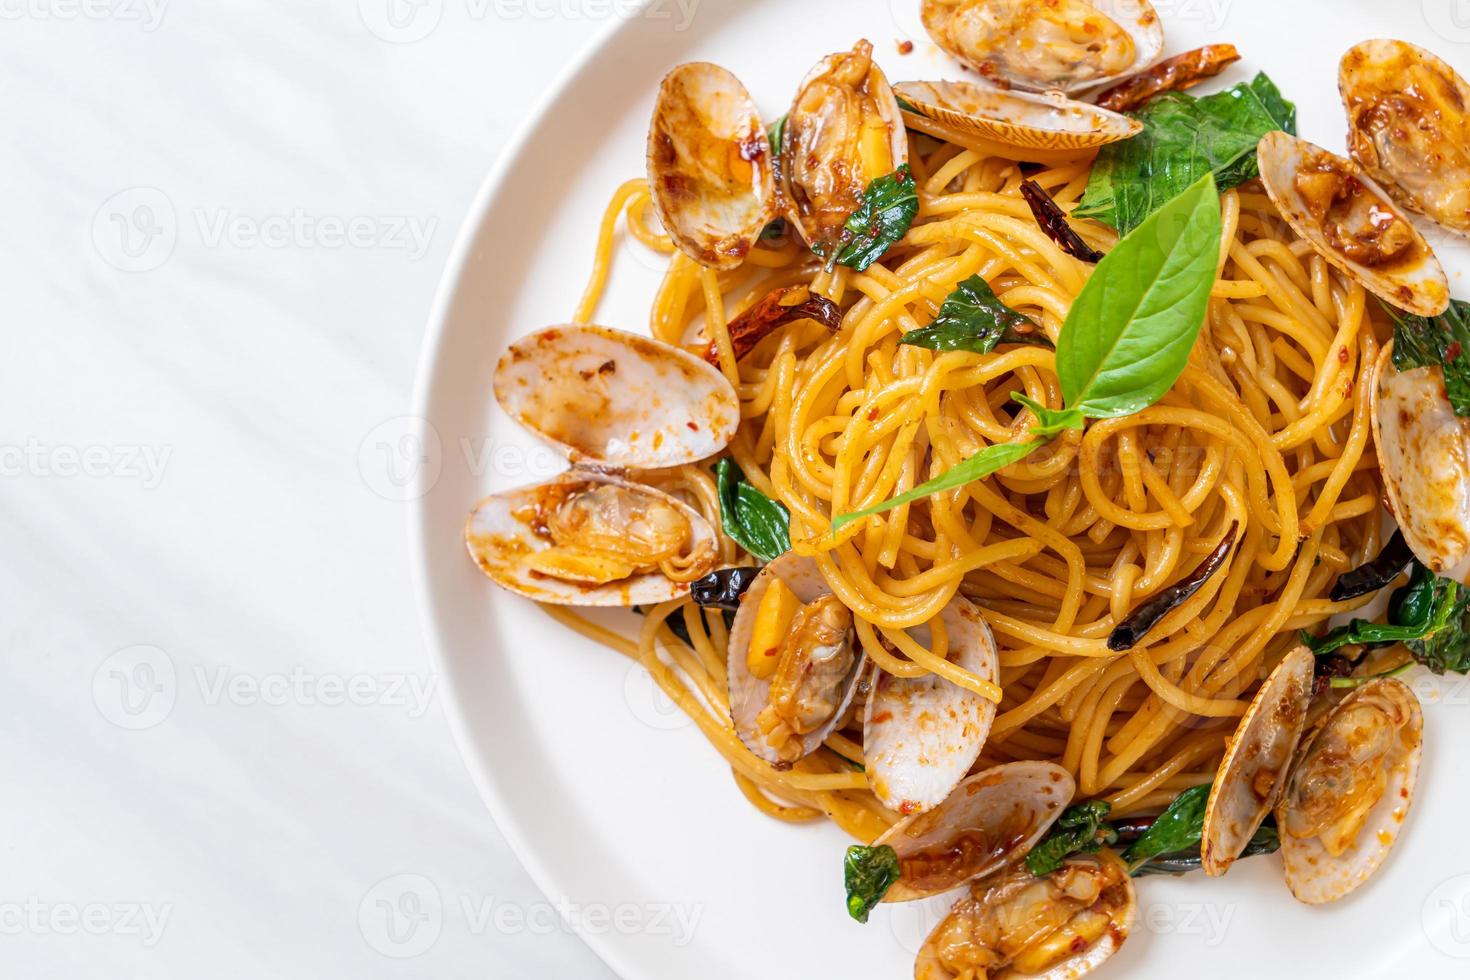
[{"xmin": 412, "ymin": 1, "xmax": 1470, "ymax": 977}]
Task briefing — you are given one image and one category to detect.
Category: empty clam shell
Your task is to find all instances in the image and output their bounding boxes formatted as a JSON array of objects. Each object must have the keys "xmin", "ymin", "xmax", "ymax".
[
  {"xmin": 727, "ymin": 554, "xmax": 869, "ymax": 765},
  {"xmin": 1256, "ymin": 131, "xmax": 1449, "ymax": 318},
  {"xmin": 465, "ymin": 469, "xmax": 719, "ymax": 606},
  {"xmin": 494, "ymin": 325, "xmax": 740, "ymax": 470},
  {"xmin": 874, "ymin": 761, "xmax": 1075, "ymax": 903},
  {"xmin": 647, "ymin": 62, "xmax": 777, "ymax": 269},
  {"xmin": 1341, "ymin": 39, "xmax": 1470, "ymax": 237},
  {"xmin": 1200, "ymin": 647, "xmax": 1314, "ymax": 876},
  {"xmin": 863, "ymin": 595, "xmax": 999, "ymax": 814},
  {"xmin": 914, "ymin": 850, "xmax": 1135, "ymax": 980},
  {"xmin": 1371, "ymin": 342, "xmax": 1470, "ymax": 583},
  {"xmin": 781, "ymin": 39, "xmax": 909, "ymax": 254},
  {"xmin": 894, "ymin": 81, "xmax": 1141, "ymax": 161},
  {"xmin": 920, "ymin": 0, "xmax": 1163, "ymax": 94},
  {"xmin": 1276, "ymin": 677, "xmax": 1423, "ymax": 905}
]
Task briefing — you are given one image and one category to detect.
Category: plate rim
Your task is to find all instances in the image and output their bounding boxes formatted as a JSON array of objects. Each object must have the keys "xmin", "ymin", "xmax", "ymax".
[{"xmin": 407, "ymin": 9, "xmax": 649, "ymax": 978}]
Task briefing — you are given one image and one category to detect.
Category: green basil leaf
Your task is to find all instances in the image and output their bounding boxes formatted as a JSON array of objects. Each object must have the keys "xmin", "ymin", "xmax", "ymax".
[
  {"xmin": 844, "ymin": 844, "xmax": 901, "ymax": 923},
  {"xmin": 715, "ymin": 458, "xmax": 791, "ymax": 563},
  {"xmin": 1058, "ymin": 173, "xmax": 1222, "ymax": 420},
  {"xmin": 828, "ymin": 165, "xmax": 919, "ymax": 273},
  {"xmin": 1123, "ymin": 783, "xmax": 1210, "ymax": 869},
  {"xmin": 830, "ymin": 438, "xmax": 1044, "ymax": 532},
  {"xmin": 1011, "ymin": 393, "xmax": 1085, "ymax": 438},
  {"xmin": 767, "ymin": 114, "xmax": 787, "ymax": 158},
  {"xmin": 1133, "ymin": 820, "xmax": 1280, "ymax": 876},
  {"xmin": 899, "ymin": 275, "xmax": 1044, "ymax": 354},
  {"xmin": 1076, "ymin": 72, "xmax": 1295, "ymax": 234},
  {"xmin": 1026, "ymin": 801, "xmax": 1117, "ymax": 877},
  {"xmin": 1383, "ymin": 298, "xmax": 1470, "ymax": 417},
  {"xmin": 1304, "ymin": 560, "xmax": 1459, "ymax": 656}
]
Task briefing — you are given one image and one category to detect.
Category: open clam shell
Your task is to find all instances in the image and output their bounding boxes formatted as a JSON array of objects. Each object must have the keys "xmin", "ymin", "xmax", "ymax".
[
  {"xmin": 727, "ymin": 554, "xmax": 869, "ymax": 765},
  {"xmin": 493, "ymin": 325, "xmax": 740, "ymax": 471},
  {"xmin": 893, "ymin": 81, "xmax": 1141, "ymax": 162},
  {"xmin": 1372, "ymin": 342, "xmax": 1470, "ymax": 584},
  {"xmin": 647, "ymin": 62, "xmax": 776, "ymax": 270},
  {"xmin": 465, "ymin": 469, "xmax": 718, "ymax": 607},
  {"xmin": 914, "ymin": 850, "xmax": 1135, "ymax": 980},
  {"xmin": 920, "ymin": 0, "xmax": 1163, "ymax": 94},
  {"xmin": 1200, "ymin": 647, "xmax": 1314, "ymax": 876},
  {"xmin": 1256, "ymin": 131, "xmax": 1449, "ymax": 318},
  {"xmin": 874, "ymin": 761, "xmax": 1075, "ymax": 903},
  {"xmin": 863, "ymin": 595, "xmax": 999, "ymax": 814},
  {"xmin": 781, "ymin": 39, "xmax": 909, "ymax": 254},
  {"xmin": 1341, "ymin": 39, "xmax": 1470, "ymax": 237},
  {"xmin": 1275, "ymin": 677, "xmax": 1423, "ymax": 905}
]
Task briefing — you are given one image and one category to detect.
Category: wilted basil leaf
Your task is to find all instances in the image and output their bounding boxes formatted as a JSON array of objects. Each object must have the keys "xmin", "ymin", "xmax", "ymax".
[
  {"xmin": 1027, "ymin": 800, "xmax": 1117, "ymax": 876},
  {"xmin": 827, "ymin": 165, "xmax": 919, "ymax": 272},
  {"xmin": 1133, "ymin": 821, "xmax": 1280, "ymax": 876},
  {"xmin": 1123, "ymin": 784, "xmax": 1210, "ymax": 869},
  {"xmin": 844, "ymin": 844, "xmax": 901, "ymax": 923},
  {"xmin": 899, "ymin": 274, "xmax": 1044, "ymax": 354},
  {"xmin": 715, "ymin": 458, "xmax": 791, "ymax": 563},
  {"xmin": 1383, "ymin": 298, "xmax": 1470, "ymax": 417},
  {"xmin": 1076, "ymin": 72, "xmax": 1295, "ymax": 233},
  {"xmin": 1304, "ymin": 561, "xmax": 1460, "ymax": 657}
]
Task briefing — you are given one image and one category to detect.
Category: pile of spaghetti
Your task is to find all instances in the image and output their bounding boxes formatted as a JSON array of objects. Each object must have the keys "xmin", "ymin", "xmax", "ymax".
[{"xmin": 552, "ymin": 137, "xmax": 1385, "ymax": 845}]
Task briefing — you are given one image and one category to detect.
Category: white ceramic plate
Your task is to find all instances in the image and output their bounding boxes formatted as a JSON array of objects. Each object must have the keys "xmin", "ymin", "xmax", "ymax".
[{"xmin": 412, "ymin": 2, "xmax": 1470, "ymax": 977}]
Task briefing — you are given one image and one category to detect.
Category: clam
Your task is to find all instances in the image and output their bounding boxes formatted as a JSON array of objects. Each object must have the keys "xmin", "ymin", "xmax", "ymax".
[
  {"xmin": 920, "ymin": 0, "xmax": 1163, "ymax": 94},
  {"xmin": 781, "ymin": 39, "xmax": 909, "ymax": 255},
  {"xmin": 493, "ymin": 325, "xmax": 740, "ymax": 471},
  {"xmin": 1200, "ymin": 647, "xmax": 1314, "ymax": 876},
  {"xmin": 1341, "ymin": 39, "xmax": 1470, "ymax": 237},
  {"xmin": 874, "ymin": 761, "xmax": 1075, "ymax": 902},
  {"xmin": 863, "ymin": 594, "xmax": 1000, "ymax": 814},
  {"xmin": 647, "ymin": 62, "xmax": 777, "ymax": 270},
  {"xmin": 1256, "ymin": 131, "xmax": 1450, "ymax": 318},
  {"xmin": 727, "ymin": 554, "xmax": 869, "ymax": 765},
  {"xmin": 468, "ymin": 325, "xmax": 738, "ymax": 605},
  {"xmin": 1275, "ymin": 677, "xmax": 1423, "ymax": 905},
  {"xmin": 914, "ymin": 850, "xmax": 1135, "ymax": 980},
  {"xmin": 466, "ymin": 469, "xmax": 719, "ymax": 606},
  {"xmin": 1371, "ymin": 342, "xmax": 1470, "ymax": 583},
  {"xmin": 893, "ymin": 81, "xmax": 1140, "ymax": 162}
]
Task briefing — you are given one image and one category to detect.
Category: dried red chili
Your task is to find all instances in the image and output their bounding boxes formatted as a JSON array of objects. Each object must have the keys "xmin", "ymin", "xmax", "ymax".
[
  {"xmin": 1094, "ymin": 44, "xmax": 1242, "ymax": 114},
  {"xmin": 705, "ymin": 285, "xmax": 841, "ymax": 365},
  {"xmin": 1108, "ymin": 523, "xmax": 1240, "ymax": 651},
  {"xmin": 1019, "ymin": 180, "xmax": 1105, "ymax": 263}
]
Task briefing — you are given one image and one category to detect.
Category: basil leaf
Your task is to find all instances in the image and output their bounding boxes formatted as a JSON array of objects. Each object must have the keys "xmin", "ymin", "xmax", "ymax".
[
  {"xmin": 715, "ymin": 458, "xmax": 791, "ymax": 563},
  {"xmin": 767, "ymin": 114, "xmax": 787, "ymax": 158},
  {"xmin": 1076, "ymin": 72, "xmax": 1295, "ymax": 233},
  {"xmin": 1027, "ymin": 801, "xmax": 1117, "ymax": 877},
  {"xmin": 1134, "ymin": 821, "xmax": 1280, "ymax": 876},
  {"xmin": 1383, "ymin": 299, "xmax": 1470, "ymax": 417},
  {"xmin": 899, "ymin": 275, "xmax": 1044, "ymax": 353},
  {"xmin": 830, "ymin": 439, "xmax": 1044, "ymax": 531},
  {"xmin": 1123, "ymin": 784, "xmax": 1210, "ymax": 869},
  {"xmin": 1058, "ymin": 173, "xmax": 1222, "ymax": 420},
  {"xmin": 1303, "ymin": 560, "xmax": 1459, "ymax": 656},
  {"xmin": 844, "ymin": 844, "xmax": 900, "ymax": 923},
  {"xmin": 1406, "ymin": 569, "xmax": 1470, "ymax": 675},
  {"xmin": 827, "ymin": 165, "xmax": 919, "ymax": 273}
]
